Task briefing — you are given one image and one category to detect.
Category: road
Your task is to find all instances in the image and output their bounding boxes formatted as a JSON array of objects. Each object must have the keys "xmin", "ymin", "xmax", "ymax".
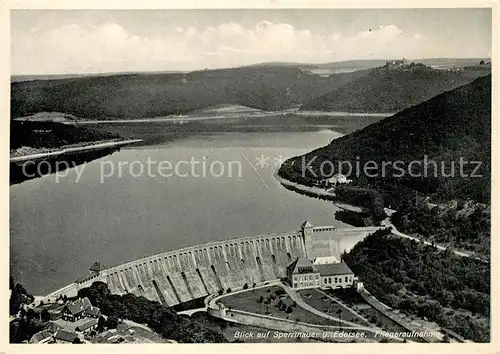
[
  {"xmin": 177, "ymin": 307, "xmax": 207, "ymax": 316},
  {"xmin": 381, "ymin": 209, "xmax": 487, "ymax": 263},
  {"xmin": 207, "ymin": 280, "xmax": 405, "ymax": 341},
  {"xmin": 282, "ymin": 285, "xmax": 371, "ymax": 329}
]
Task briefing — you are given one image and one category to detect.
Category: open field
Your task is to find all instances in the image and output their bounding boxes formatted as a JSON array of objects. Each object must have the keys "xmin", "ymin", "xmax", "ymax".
[
  {"xmin": 298, "ymin": 289, "xmax": 369, "ymax": 326},
  {"xmin": 320, "ymin": 288, "xmax": 428, "ymax": 342},
  {"xmin": 220, "ymin": 286, "xmax": 342, "ymax": 327}
]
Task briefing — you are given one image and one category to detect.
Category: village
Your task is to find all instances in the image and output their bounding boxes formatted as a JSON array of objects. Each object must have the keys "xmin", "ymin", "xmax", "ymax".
[{"xmin": 21, "ymin": 294, "xmax": 170, "ymax": 344}]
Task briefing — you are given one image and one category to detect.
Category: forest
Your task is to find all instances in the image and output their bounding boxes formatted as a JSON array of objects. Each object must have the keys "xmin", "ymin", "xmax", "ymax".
[
  {"xmin": 342, "ymin": 229, "xmax": 490, "ymax": 342},
  {"xmin": 11, "ymin": 66, "xmax": 366, "ymax": 119},
  {"xmin": 392, "ymin": 199, "xmax": 490, "ymax": 258}
]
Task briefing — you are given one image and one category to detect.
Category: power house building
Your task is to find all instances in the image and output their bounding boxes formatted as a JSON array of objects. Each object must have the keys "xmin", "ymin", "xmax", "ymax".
[{"xmin": 286, "ymin": 257, "xmax": 355, "ymax": 290}]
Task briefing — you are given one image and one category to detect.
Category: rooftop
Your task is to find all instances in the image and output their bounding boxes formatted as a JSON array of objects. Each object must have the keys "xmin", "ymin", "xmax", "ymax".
[
  {"xmin": 76, "ymin": 318, "xmax": 99, "ymax": 332},
  {"xmin": 29, "ymin": 330, "xmax": 52, "ymax": 343},
  {"xmin": 287, "ymin": 258, "xmax": 319, "ymax": 274},
  {"xmin": 86, "ymin": 306, "xmax": 101, "ymax": 317},
  {"xmin": 89, "ymin": 261, "xmax": 104, "ymax": 272},
  {"xmin": 44, "ymin": 321, "xmax": 63, "ymax": 334},
  {"xmin": 54, "ymin": 329, "xmax": 78, "ymax": 342},
  {"xmin": 315, "ymin": 262, "xmax": 354, "ymax": 276},
  {"xmin": 313, "ymin": 256, "xmax": 339, "ymax": 264},
  {"xmin": 301, "ymin": 220, "xmax": 313, "ymax": 228},
  {"xmin": 64, "ymin": 297, "xmax": 92, "ymax": 315}
]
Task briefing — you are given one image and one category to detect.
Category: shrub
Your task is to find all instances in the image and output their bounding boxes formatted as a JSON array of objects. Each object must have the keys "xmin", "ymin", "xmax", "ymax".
[{"xmin": 106, "ymin": 316, "xmax": 119, "ymax": 329}]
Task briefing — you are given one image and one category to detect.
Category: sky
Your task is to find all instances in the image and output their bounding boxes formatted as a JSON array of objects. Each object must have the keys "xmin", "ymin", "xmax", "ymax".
[{"xmin": 11, "ymin": 9, "xmax": 492, "ymax": 75}]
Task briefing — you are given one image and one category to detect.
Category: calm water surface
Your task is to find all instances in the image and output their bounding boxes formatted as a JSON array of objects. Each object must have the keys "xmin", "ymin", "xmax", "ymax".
[{"xmin": 10, "ymin": 130, "xmax": 363, "ymax": 294}]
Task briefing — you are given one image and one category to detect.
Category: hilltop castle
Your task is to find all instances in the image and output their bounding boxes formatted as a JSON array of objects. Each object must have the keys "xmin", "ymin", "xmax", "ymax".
[{"xmin": 384, "ymin": 58, "xmax": 409, "ymax": 70}]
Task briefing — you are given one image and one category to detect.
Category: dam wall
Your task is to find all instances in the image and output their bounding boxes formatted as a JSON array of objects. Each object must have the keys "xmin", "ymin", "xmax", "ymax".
[
  {"xmin": 71, "ymin": 230, "xmax": 306, "ymax": 306},
  {"xmin": 46, "ymin": 223, "xmax": 382, "ymax": 306}
]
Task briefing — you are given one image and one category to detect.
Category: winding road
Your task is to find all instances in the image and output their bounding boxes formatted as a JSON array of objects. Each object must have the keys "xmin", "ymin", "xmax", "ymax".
[
  {"xmin": 382, "ymin": 208, "xmax": 488, "ymax": 263},
  {"xmin": 206, "ymin": 281, "xmax": 407, "ymax": 342}
]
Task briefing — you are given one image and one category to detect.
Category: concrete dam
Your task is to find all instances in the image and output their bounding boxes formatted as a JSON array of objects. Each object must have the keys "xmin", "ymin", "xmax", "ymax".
[{"xmin": 46, "ymin": 222, "xmax": 381, "ymax": 306}]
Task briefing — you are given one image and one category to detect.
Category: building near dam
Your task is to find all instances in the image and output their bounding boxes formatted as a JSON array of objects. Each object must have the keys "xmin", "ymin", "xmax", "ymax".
[
  {"xmin": 286, "ymin": 257, "xmax": 354, "ymax": 290},
  {"xmin": 286, "ymin": 258, "xmax": 321, "ymax": 289},
  {"xmin": 45, "ymin": 221, "xmax": 381, "ymax": 306}
]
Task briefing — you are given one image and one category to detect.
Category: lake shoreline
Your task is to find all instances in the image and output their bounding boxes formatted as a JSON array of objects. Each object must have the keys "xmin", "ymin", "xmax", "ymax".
[
  {"xmin": 57, "ymin": 109, "xmax": 391, "ymax": 124},
  {"xmin": 10, "ymin": 138, "xmax": 143, "ymax": 162},
  {"xmin": 274, "ymin": 168, "xmax": 381, "ymax": 227}
]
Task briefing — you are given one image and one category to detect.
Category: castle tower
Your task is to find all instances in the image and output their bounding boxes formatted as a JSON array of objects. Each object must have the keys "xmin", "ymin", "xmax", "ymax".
[{"xmin": 300, "ymin": 220, "xmax": 314, "ymax": 258}]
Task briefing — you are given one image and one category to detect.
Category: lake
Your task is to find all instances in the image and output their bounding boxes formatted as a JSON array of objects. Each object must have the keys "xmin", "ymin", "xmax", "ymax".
[{"xmin": 10, "ymin": 129, "xmax": 366, "ymax": 295}]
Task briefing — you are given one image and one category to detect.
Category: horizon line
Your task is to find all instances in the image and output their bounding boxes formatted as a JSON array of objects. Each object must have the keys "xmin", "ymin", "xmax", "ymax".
[{"xmin": 10, "ymin": 56, "xmax": 491, "ymax": 78}]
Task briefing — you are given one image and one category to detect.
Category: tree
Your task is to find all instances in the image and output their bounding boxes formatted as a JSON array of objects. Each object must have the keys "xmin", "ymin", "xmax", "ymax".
[
  {"xmin": 340, "ymin": 250, "xmax": 348, "ymax": 262},
  {"xmin": 41, "ymin": 309, "xmax": 51, "ymax": 322},
  {"xmin": 286, "ymin": 306, "xmax": 293, "ymax": 314},
  {"xmin": 26, "ymin": 309, "xmax": 36, "ymax": 320},
  {"xmin": 243, "ymin": 283, "xmax": 248, "ymax": 290},
  {"xmin": 226, "ymin": 288, "xmax": 232, "ymax": 294},
  {"xmin": 106, "ymin": 316, "xmax": 119, "ymax": 329},
  {"xmin": 97, "ymin": 315, "xmax": 106, "ymax": 331},
  {"xmin": 218, "ymin": 289, "xmax": 224, "ymax": 296},
  {"xmin": 336, "ymin": 309, "xmax": 343, "ymax": 330},
  {"xmin": 10, "ymin": 283, "xmax": 33, "ymax": 315},
  {"xmin": 257, "ymin": 296, "xmax": 263, "ymax": 303}
]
